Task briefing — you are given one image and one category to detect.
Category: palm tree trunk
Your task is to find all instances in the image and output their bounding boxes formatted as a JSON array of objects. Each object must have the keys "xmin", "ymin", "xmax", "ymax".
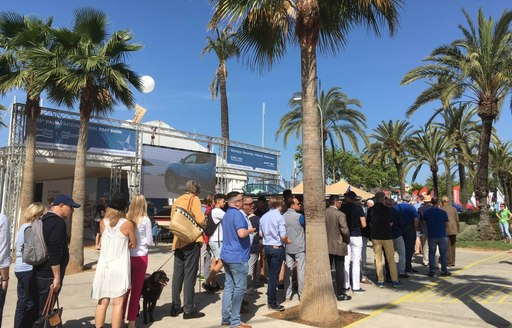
[
  {"xmin": 396, "ymin": 161, "xmax": 406, "ymax": 197},
  {"xmin": 444, "ymin": 159, "xmax": 452, "ymax": 200},
  {"xmin": 432, "ymin": 168, "xmax": 439, "ymax": 198},
  {"xmin": 218, "ymin": 63, "xmax": 230, "ymax": 141},
  {"xmin": 67, "ymin": 115, "xmax": 89, "ymax": 273},
  {"xmin": 297, "ymin": 2, "xmax": 338, "ymax": 324},
  {"xmin": 18, "ymin": 96, "xmax": 41, "ymax": 226},
  {"xmin": 457, "ymin": 153, "xmax": 468, "ymax": 207},
  {"xmin": 475, "ymin": 116, "xmax": 495, "ymax": 240}
]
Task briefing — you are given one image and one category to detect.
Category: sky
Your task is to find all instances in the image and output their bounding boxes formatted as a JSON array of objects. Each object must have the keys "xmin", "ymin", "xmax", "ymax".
[{"xmin": 1, "ymin": 0, "xmax": 511, "ymax": 186}]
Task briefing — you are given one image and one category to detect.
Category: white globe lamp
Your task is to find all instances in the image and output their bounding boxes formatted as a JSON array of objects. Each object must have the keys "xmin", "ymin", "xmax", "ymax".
[{"xmin": 140, "ymin": 75, "xmax": 155, "ymax": 93}]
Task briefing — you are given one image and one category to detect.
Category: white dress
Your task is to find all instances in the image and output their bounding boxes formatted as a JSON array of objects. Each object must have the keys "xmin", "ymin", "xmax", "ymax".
[{"xmin": 91, "ymin": 218, "xmax": 131, "ymax": 299}]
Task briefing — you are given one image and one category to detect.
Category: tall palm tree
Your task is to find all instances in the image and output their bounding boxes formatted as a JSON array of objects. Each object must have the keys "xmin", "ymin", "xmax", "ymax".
[
  {"xmin": 432, "ymin": 104, "xmax": 479, "ymax": 207},
  {"xmin": 202, "ymin": 26, "xmax": 239, "ymax": 141},
  {"xmin": 401, "ymin": 8, "xmax": 512, "ymax": 239},
  {"xmin": 209, "ymin": 1, "xmax": 401, "ymax": 323},
  {"xmin": 408, "ymin": 127, "xmax": 449, "ymax": 197},
  {"xmin": 31, "ymin": 8, "xmax": 142, "ymax": 272},
  {"xmin": 364, "ymin": 120, "xmax": 412, "ymax": 197},
  {"xmin": 0, "ymin": 104, "xmax": 7, "ymax": 127},
  {"xmin": 0, "ymin": 12, "xmax": 53, "ymax": 222},
  {"xmin": 276, "ymin": 86, "xmax": 367, "ymax": 182},
  {"xmin": 490, "ymin": 139, "xmax": 512, "ymax": 206}
]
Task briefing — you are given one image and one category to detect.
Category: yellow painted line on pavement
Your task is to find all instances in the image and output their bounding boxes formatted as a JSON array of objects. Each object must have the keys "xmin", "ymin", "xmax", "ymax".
[
  {"xmin": 470, "ymin": 285, "xmax": 497, "ymax": 302},
  {"xmin": 434, "ymin": 284, "xmax": 469, "ymax": 303},
  {"xmin": 482, "ymin": 287, "xmax": 504, "ymax": 304},
  {"xmin": 498, "ymin": 291, "xmax": 512, "ymax": 303},
  {"xmin": 452, "ymin": 285, "xmax": 483, "ymax": 303},
  {"xmin": 346, "ymin": 252, "xmax": 507, "ymax": 328}
]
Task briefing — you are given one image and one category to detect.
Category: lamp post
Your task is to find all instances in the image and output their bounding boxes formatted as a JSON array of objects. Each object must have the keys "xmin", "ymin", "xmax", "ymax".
[{"xmin": 293, "ymin": 97, "xmax": 324, "ymax": 187}]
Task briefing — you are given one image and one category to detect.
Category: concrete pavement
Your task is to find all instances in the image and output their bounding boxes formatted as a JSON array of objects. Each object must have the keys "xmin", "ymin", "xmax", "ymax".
[{"xmin": 2, "ymin": 244, "xmax": 511, "ymax": 327}]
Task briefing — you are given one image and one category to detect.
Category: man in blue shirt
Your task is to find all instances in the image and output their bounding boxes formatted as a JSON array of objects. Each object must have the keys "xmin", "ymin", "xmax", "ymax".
[
  {"xmin": 394, "ymin": 193, "xmax": 419, "ymax": 273},
  {"xmin": 220, "ymin": 191, "xmax": 256, "ymax": 328},
  {"xmin": 259, "ymin": 196, "xmax": 291, "ymax": 312},
  {"xmin": 422, "ymin": 197, "xmax": 450, "ymax": 277}
]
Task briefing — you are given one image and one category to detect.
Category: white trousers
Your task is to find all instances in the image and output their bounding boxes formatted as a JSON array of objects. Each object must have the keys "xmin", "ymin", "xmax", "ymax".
[{"xmin": 344, "ymin": 236, "xmax": 362, "ymax": 290}]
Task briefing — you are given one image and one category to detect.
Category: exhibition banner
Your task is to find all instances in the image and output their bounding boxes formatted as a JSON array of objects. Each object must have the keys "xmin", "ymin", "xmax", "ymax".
[
  {"xmin": 36, "ymin": 115, "xmax": 136, "ymax": 156},
  {"xmin": 226, "ymin": 146, "xmax": 278, "ymax": 174}
]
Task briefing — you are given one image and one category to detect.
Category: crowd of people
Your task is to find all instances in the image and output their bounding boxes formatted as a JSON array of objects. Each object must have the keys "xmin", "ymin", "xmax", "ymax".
[{"xmin": 1, "ymin": 178, "xmax": 511, "ymax": 328}]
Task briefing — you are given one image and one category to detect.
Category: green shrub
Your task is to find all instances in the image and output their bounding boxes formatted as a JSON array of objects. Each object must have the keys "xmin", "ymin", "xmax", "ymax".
[
  {"xmin": 458, "ymin": 224, "xmax": 479, "ymax": 241},
  {"xmin": 458, "ymin": 211, "xmax": 480, "ymax": 225}
]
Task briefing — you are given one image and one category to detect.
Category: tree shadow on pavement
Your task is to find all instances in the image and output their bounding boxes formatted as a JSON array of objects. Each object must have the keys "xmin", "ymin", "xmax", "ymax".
[{"xmin": 64, "ymin": 316, "xmax": 95, "ymax": 327}]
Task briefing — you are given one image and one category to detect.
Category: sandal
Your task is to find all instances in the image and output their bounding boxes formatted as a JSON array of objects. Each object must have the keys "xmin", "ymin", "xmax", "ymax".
[{"xmin": 336, "ymin": 294, "xmax": 352, "ymax": 301}]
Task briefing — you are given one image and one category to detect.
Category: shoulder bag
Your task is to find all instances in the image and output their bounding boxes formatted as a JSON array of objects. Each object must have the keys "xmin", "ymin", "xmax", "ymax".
[{"xmin": 170, "ymin": 195, "xmax": 204, "ymax": 243}]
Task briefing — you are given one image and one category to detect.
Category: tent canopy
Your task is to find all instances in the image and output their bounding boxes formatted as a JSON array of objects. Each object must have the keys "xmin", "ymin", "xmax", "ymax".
[{"xmin": 291, "ymin": 179, "xmax": 374, "ymax": 200}]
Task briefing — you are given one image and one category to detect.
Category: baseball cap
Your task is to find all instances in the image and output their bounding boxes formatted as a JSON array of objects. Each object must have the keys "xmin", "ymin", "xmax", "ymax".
[{"xmin": 52, "ymin": 194, "xmax": 81, "ymax": 208}]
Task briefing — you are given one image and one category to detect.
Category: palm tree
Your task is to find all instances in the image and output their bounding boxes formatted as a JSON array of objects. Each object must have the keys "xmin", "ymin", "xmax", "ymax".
[
  {"xmin": 0, "ymin": 104, "xmax": 7, "ymax": 127},
  {"xmin": 31, "ymin": 8, "xmax": 142, "ymax": 272},
  {"xmin": 490, "ymin": 140, "xmax": 512, "ymax": 206},
  {"xmin": 364, "ymin": 120, "xmax": 412, "ymax": 197},
  {"xmin": 401, "ymin": 8, "xmax": 512, "ymax": 239},
  {"xmin": 202, "ymin": 26, "xmax": 239, "ymax": 141},
  {"xmin": 408, "ymin": 127, "xmax": 449, "ymax": 197},
  {"xmin": 432, "ymin": 104, "xmax": 479, "ymax": 207},
  {"xmin": 276, "ymin": 86, "xmax": 367, "ymax": 182},
  {"xmin": 209, "ymin": 1, "xmax": 401, "ymax": 323},
  {"xmin": 0, "ymin": 12, "xmax": 53, "ymax": 222}
]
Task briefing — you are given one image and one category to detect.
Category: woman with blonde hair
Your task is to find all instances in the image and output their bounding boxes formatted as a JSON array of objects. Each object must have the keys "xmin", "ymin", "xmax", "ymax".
[
  {"xmin": 14, "ymin": 202, "xmax": 46, "ymax": 328},
  {"xmin": 123, "ymin": 194, "xmax": 154, "ymax": 328},
  {"xmin": 92, "ymin": 194, "xmax": 136, "ymax": 328}
]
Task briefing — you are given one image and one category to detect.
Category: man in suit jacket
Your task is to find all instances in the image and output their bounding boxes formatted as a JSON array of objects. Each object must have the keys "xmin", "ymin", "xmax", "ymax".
[
  {"xmin": 325, "ymin": 195, "xmax": 351, "ymax": 301},
  {"xmin": 440, "ymin": 196, "xmax": 460, "ymax": 266}
]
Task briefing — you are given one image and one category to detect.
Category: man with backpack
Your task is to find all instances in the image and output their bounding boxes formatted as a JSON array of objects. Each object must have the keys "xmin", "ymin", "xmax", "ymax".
[
  {"xmin": 202, "ymin": 194, "xmax": 226, "ymax": 292},
  {"xmin": 32, "ymin": 194, "xmax": 80, "ymax": 321}
]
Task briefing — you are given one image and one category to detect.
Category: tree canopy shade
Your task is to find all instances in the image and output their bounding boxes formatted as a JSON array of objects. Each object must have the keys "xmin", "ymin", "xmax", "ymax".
[
  {"xmin": 0, "ymin": 12, "xmax": 54, "ymax": 220},
  {"xmin": 202, "ymin": 26, "xmax": 240, "ymax": 141},
  {"xmin": 29, "ymin": 7, "xmax": 142, "ymax": 272},
  {"xmin": 209, "ymin": 0, "xmax": 402, "ymax": 324},
  {"xmin": 401, "ymin": 8, "xmax": 512, "ymax": 239}
]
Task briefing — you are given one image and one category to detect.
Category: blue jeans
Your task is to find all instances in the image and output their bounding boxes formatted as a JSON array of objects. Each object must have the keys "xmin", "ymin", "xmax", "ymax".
[
  {"xmin": 428, "ymin": 237, "xmax": 448, "ymax": 273},
  {"xmin": 499, "ymin": 221, "xmax": 511, "ymax": 238},
  {"xmin": 221, "ymin": 261, "xmax": 249, "ymax": 327},
  {"xmin": 15, "ymin": 271, "xmax": 37, "ymax": 328},
  {"xmin": 264, "ymin": 245, "xmax": 285, "ymax": 307}
]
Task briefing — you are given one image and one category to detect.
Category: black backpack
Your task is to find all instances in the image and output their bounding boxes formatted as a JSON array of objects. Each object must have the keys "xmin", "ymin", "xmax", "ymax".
[{"xmin": 204, "ymin": 211, "xmax": 220, "ymax": 237}]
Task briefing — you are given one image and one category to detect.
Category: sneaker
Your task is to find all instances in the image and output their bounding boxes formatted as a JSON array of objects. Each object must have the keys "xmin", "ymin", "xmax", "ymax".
[
  {"xmin": 428, "ymin": 271, "xmax": 435, "ymax": 277},
  {"xmin": 336, "ymin": 294, "xmax": 352, "ymax": 301},
  {"xmin": 377, "ymin": 282, "xmax": 385, "ymax": 288},
  {"xmin": 268, "ymin": 304, "xmax": 285, "ymax": 312},
  {"xmin": 392, "ymin": 281, "xmax": 402, "ymax": 288},
  {"xmin": 440, "ymin": 272, "xmax": 451, "ymax": 277},
  {"xmin": 352, "ymin": 288, "xmax": 366, "ymax": 293},
  {"xmin": 183, "ymin": 311, "xmax": 205, "ymax": 319}
]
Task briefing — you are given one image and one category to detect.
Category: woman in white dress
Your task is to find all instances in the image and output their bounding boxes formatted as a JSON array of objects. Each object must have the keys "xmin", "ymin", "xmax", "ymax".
[
  {"xmin": 92, "ymin": 194, "xmax": 136, "ymax": 328},
  {"xmin": 124, "ymin": 194, "xmax": 154, "ymax": 328}
]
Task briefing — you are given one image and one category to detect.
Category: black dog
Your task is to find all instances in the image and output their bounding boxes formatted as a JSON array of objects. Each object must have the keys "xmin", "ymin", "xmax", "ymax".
[{"xmin": 142, "ymin": 270, "xmax": 169, "ymax": 324}]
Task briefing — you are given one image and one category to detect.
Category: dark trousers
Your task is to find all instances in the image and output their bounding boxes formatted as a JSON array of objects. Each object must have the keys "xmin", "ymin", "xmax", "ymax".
[
  {"xmin": 172, "ymin": 242, "xmax": 201, "ymax": 313},
  {"xmin": 447, "ymin": 235, "xmax": 457, "ymax": 266},
  {"xmin": 403, "ymin": 225, "xmax": 416, "ymax": 271},
  {"xmin": 14, "ymin": 271, "xmax": 37, "ymax": 328},
  {"xmin": 35, "ymin": 277, "xmax": 55, "ymax": 317},
  {"xmin": 0, "ymin": 276, "xmax": 6, "ymax": 328},
  {"xmin": 264, "ymin": 245, "xmax": 285, "ymax": 307},
  {"xmin": 329, "ymin": 254, "xmax": 345, "ymax": 295}
]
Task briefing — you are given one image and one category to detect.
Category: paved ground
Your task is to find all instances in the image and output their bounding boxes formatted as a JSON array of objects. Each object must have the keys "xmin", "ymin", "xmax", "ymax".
[{"xmin": 2, "ymin": 243, "xmax": 512, "ymax": 327}]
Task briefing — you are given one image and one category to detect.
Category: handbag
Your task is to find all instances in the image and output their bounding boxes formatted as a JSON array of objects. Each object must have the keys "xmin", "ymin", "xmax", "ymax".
[
  {"xmin": 33, "ymin": 286, "xmax": 63, "ymax": 328},
  {"xmin": 170, "ymin": 195, "xmax": 204, "ymax": 243}
]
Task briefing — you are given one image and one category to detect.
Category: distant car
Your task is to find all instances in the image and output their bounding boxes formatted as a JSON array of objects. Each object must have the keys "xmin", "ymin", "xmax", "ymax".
[
  {"xmin": 243, "ymin": 183, "xmax": 285, "ymax": 196},
  {"xmin": 165, "ymin": 152, "xmax": 216, "ymax": 194}
]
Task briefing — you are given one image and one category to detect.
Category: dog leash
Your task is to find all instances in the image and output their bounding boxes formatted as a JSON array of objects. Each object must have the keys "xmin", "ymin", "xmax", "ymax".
[{"xmin": 156, "ymin": 252, "xmax": 174, "ymax": 272}]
